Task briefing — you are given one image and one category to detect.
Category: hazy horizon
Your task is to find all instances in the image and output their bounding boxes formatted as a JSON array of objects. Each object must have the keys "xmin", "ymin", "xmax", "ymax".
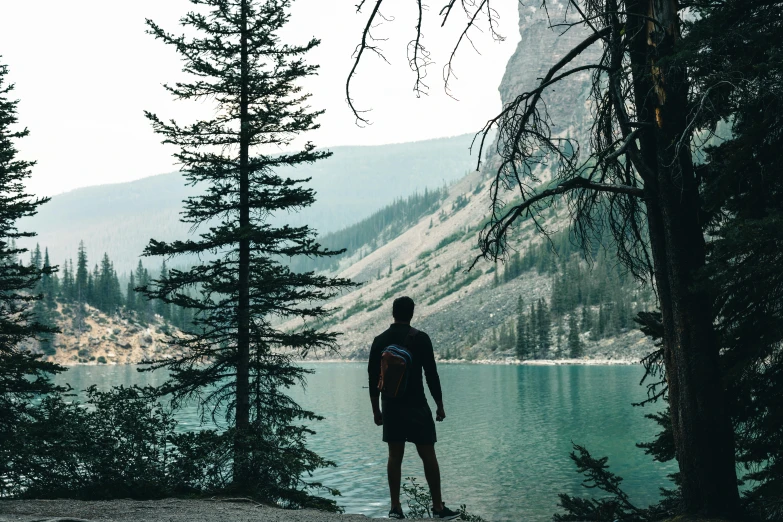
[{"xmin": 0, "ymin": 0, "xmax": 518, "ymax": 198}]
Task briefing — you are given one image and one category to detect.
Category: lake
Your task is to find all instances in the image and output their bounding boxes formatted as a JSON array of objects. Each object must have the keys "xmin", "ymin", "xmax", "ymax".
[{"xmin": 55, "ymin": 363, "xmax": 675, "ymax": 522}]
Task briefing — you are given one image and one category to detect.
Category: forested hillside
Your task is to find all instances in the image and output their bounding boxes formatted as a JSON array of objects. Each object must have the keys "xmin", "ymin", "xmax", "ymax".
[
  {"xmin": 21, "ymin": 134, "xmax": 478, "ymax": 273},
  {"xmin": 279, "ymin": 170, "xmax": 655, "ymax": 363},
  {"xmin": 22, "ymin": 240, "xmax": 191, "ymax": 365}
]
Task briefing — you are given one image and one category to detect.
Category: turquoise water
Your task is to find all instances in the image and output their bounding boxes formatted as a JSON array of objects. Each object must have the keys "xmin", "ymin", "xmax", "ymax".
[{"xmin": 55, "ymin": 363, "xmax": 674, "ymax": 522}]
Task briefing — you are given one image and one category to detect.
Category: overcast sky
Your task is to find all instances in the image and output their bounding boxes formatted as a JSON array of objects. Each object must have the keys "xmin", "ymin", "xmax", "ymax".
[{"xmin": 0, "ymin": 0, "xmax": 519, "ymax": 197}]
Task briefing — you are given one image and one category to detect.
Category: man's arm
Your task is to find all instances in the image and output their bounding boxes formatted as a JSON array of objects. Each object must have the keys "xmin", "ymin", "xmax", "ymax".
[
  {"xmin": 368, "ymin": 338, "xmax": 383, "ymax": 426},
  {"xmin": 421, "ymin": 334, "xmax": 445, "ymax": 421}
]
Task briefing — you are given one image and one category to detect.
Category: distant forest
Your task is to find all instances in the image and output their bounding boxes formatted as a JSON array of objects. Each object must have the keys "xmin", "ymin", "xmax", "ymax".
[
  {"xmin": 290, "ymin": 188, "xmax": 447, "ymax": 274},
  {"xmin": 27, "ymin": 241, "xmax": 193, "ymax": 355},
  {"xmin": 481, "ymin": 229, "xmax": 655, "ymax": 360}
]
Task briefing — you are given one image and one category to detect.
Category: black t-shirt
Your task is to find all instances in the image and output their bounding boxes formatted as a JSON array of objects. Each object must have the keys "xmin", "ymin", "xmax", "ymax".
[{"xmin": 367, "ymin": 323, "xmax": 443, "ymax": 407}]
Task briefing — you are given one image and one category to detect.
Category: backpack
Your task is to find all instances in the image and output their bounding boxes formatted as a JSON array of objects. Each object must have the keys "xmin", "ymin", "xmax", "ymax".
[{"xmin": 378, "ymin": 327, "xmax": 418, "ymax": 399}]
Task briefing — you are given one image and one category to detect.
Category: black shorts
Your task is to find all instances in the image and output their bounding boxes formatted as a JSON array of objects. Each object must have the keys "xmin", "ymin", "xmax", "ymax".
[{"xmin": 382, "ymin": 400, "xmax": 437, "ymax": 445}]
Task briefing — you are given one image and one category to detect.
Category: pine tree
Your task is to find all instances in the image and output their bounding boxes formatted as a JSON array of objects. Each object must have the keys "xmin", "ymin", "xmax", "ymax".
[
  {"xmin": 555, "ymin": 317, "xmax": 565, "ymax": 355},
  {"xmin": 134, "ymin": 260, "xmax": 150, "ymax": 322},
  {"xmin": 515, "ymin": 296, "xmax": 528, "ymax": 360},
  {"xmin": 96, "ymin": 253, "xmax": 113, "ymax": 312},
  {"xmin": 156, "ymin": 260, "xmax": 170, "ymax": 321},
  {"xmin": 60, "ymin": 259, "xmax": 71, "ymax": 301},
  {"xmin": 30, "ymin": 243, "xmax": 41, "ymax": 270},
  {"xmin": 581, "ymin": 305, "xmax": 593, "ymax": 340},
  {"xmin": 126, "ymin": 272, "xmax": 136, "ymax": 311},
  {"xmin": 529, "ymin": 302, "xmax": 538, "ymax": 359},
  {"xmin": 75, "ymin": 241, "xmax": 88, "ymax": 303},
  {"xmin": 568, "ymin": 313, "xmax": 583, "ymax": 359},
  {"xmin": 142, "ymin": 0, "xmax": 352, "ymax": 501},
  {"xmin": 41, "ymin": 248, "xmax": 55, "ymax": 309},
  {"xmin": 537, "ymin": 298, "xmax": 552, "ymax": 358},
  {"xmin": 0, "ymin": 60, "xmax": 64, "ymax": 475}
]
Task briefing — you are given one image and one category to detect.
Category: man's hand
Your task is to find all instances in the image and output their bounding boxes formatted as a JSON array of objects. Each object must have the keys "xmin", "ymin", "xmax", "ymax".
[
  {"xmin": 371, "ymin": 395, "xmax": 383, "ymax": 426},
  {"xmin": 435, "ymin": 403, "xmax": 446, "ymax": 422}
]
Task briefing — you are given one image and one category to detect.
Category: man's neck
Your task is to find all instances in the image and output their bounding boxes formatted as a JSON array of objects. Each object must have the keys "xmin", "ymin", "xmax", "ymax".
[{"xmin": 393, "ymin": 321, "xmax": 410, "ymax": 326}]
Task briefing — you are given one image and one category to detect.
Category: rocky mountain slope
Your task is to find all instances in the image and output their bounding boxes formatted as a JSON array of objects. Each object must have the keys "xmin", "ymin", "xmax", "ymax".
[
  {"xmin": 298, "ymin": 168, "xmax": 653, "ymax": 363},
  {"xmin": 293, "ymin": 2, "xmax": 652, "ymax": 363},
  {"xmin": 29, "ymin": 303, "xmax": 180, "ymax": 366}
]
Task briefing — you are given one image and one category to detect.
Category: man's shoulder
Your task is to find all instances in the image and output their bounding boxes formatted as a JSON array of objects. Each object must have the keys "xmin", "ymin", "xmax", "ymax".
[
  {"xmin": 412, "ymin": 328, "xmax": 432, "ymax": 343},
  {"xmin": 371, "ymin": 328, "xmax": 393, "ymax": 347}
]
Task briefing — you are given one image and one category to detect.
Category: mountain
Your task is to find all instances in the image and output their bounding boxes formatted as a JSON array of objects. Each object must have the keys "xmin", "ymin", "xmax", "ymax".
[
  {"xmin": 30, "ymin": 2, "xmax": 655, "ymax": 365},
  {"xmin": 290, "ymin": 168, "xmax": 654, "ymax": 363},
  {"xmin": 21, "ymin": 133, "xmax": 480, "ymax": 273},
  {"xmin": 281, "ymin": 3, "xmax": 652, "ymax": 363}
]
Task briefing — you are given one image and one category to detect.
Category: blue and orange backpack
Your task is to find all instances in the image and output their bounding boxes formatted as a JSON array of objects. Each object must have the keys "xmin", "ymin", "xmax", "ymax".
[{"xmin": 378, "ymin": 328, "xmax": 418, "ymax": 399}]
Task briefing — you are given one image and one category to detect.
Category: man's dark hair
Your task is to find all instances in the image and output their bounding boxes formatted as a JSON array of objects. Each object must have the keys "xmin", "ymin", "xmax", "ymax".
[{"xmin": 392, "ymin": 296, "xmax": 415, "ymax": 322}]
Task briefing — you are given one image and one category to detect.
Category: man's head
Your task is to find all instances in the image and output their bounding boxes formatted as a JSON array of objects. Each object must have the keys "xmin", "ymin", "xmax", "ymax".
[{"xmin": 392, "ymin": 296, "xmax": 415, "ymax": 323}]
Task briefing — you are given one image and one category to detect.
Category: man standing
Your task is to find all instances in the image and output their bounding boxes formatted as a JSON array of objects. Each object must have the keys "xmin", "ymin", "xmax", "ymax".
[{"xmin": 368, "ymin": 296, "xmax": 460, "ymax": 520}]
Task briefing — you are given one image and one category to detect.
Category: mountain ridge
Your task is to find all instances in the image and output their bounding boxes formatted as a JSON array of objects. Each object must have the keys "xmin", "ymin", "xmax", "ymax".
[{"xmin": 21, "ymin": 133, "xmax": 480, "ymax": 273}]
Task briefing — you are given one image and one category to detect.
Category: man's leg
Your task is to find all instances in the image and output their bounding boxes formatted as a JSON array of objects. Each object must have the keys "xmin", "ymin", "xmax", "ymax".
[
  {"xmin": 388, "ymin": 442, "xmax": 406, "ymax": 510},
  {"xmin": 415, "ymin": 444, "xmax": 444, "ymax": 511}
]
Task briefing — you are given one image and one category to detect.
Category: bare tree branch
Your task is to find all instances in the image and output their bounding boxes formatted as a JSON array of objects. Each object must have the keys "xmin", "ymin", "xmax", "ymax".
[
  {"xmin": 346, "ymin": 0, "xmax": 387, "ymax": 126},
  {"xmin": 472, "ymin": 176, "xmax": 643, "ymax": 267}
]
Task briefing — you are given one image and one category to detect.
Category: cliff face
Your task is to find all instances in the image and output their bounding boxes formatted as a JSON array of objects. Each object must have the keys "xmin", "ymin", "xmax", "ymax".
[{"xmin": 494, "ymin": 1, "xmax": 600, "ymax": 149}]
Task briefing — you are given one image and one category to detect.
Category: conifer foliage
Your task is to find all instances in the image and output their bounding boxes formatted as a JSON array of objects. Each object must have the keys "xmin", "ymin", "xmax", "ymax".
[
  {"xmin": 141, "ymin": 0, "xmax": 351, "ymax": 505},
  {"xmin": 0, "ymin": 60, "xmax": 64, "ymax": 484}
]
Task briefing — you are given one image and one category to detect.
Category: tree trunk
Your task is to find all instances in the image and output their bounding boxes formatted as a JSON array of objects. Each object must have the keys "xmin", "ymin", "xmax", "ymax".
[
  {"xmin": 234, "ymin": 0, "xmax": 252, "ymax": 489},
  {"xmin": 626, "ymin": 1, "xmax": 740, "ymax": 516}
]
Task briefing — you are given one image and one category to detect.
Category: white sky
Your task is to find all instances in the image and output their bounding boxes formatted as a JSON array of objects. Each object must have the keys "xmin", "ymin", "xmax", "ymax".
[{"xmin": 0, "ymin": 0, "xmax": 519, "ymax": 197}]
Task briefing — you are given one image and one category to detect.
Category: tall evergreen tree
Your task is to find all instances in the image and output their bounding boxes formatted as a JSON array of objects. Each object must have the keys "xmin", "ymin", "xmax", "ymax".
[
  {"xmin": 126, "ymin": 272, "xmax": 136, "ymax": 312},
  {"xmin": 134, "ymin": 260, "xmax": 150, "ymax": 321},
  {"xmin": 156, "ymin": 260, "xmax": 170, "ymax": 321},
  {"xmin": 529, "ymin": 302, "xmax": 538, "ymax": 359},
  {"xmin": 567, "ymin": 313, "xmax": 582, "ymax": 359},
  {"xmin": 41, "ymin": 248, "xmax": 55, "ymax": 309},
  {"xmin": 75, "ymin": 241, "xmax": 88, "ymax": 303},
  {"xmin": 30, "ymin": 243, "xmax": 41, "ymax": 270},
  {"xmin": 537, "ymin": 298, "xmax": 551, "ymax": 358},
  {"xmin": 142, "ymin": 0, "xmax": 352, "ymax": 502},
  {"xmin": 0, "ymin": 60, "xmax": 64, "ymax": 484},
  {"xmin": 515, "ymin": 296, "xmax": 528, "ymax": 360}
]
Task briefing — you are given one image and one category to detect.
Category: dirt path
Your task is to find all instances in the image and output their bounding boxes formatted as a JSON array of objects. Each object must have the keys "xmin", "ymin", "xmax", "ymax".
[{"xmin": 0, "ymin": 499, "xmax": 382, "ymax": 522}]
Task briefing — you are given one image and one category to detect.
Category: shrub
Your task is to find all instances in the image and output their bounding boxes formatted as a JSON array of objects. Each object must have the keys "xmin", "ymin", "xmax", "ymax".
[
  {"xmin": 1, "ymin": 386, "xmax": 340, "ymax": 509},
  {"xmin": 402, "ymin": 477, "xmax": 485, "ymax": 521}
]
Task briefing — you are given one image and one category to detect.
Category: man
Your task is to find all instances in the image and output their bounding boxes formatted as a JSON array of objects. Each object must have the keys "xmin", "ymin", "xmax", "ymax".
[{"xmin": 368, "ymin": 296, "xmax": 460, "ymax": 520}]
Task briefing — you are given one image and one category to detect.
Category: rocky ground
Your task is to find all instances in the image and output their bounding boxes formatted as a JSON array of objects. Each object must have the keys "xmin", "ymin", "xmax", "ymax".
[
  {"xmin": 29, "ymin": 303, "xmax": 181, "ymax": 366},
  {"xmin": 0, "ymin": 499, "xmax": 382, "ymax": 522}
]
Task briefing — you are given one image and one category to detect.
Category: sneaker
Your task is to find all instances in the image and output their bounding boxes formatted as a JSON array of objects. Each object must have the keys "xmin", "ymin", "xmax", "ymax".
[
  {"xmin": 432, "ymin": 505, "xmax": 460, "ymax": 520},
  {"xmin": 388, "ymin": 506, "xmax": 405, "ymax": 519}
]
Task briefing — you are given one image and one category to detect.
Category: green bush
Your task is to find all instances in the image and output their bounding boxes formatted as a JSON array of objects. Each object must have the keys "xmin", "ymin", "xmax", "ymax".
[{"xmin": 1, "ymin": 386, "xmax": 340, "ymax": 510}]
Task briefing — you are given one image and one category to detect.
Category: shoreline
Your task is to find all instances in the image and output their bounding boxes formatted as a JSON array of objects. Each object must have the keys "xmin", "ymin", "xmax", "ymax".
[
  {"xmin": 49, "ymin": 357, "xmax": 641, "ymax": 367},
  {"xmin": 298, "ymin": 357, "xmax": 640, "ymax": 366}
]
